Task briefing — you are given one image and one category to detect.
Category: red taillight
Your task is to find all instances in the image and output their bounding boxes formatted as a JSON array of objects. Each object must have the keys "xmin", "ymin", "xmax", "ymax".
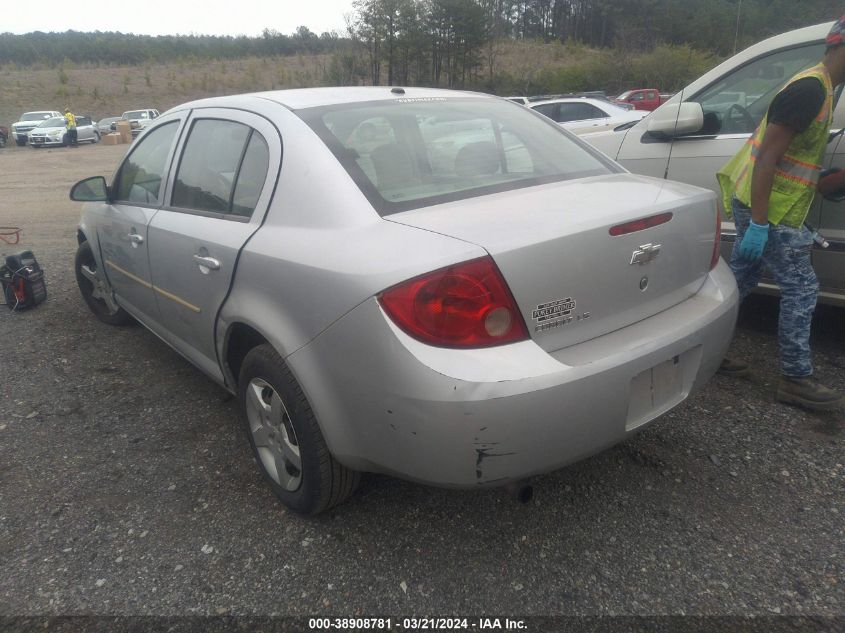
[
  {"xmin": 710, "ymin": 203, "xmax": 722, "ymax": 270},
  {"xmin": 609, "ymin": 212, "xmax": 673, "ymax": 236},
  {"xmin": 378, "ymin": 256, "xmax": 529, "ymax": 348}
]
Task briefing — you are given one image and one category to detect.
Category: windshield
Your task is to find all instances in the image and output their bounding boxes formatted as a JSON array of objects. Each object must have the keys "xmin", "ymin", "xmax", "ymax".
[
  {"xmin": 37, "ymin": 117, "xmax": 65, "ymax": 128},
  {"xmin": 300, "ymin": 98, "xmax": 615, "ymax": 215},
  {"xmin": 22, "ymin": 112, "xmax": 52, "ymax": 121},
  {"xmin": 123, "ymin": 111, "xmax": 147, "ymax": 120},
  {"xmin": 616, "ymin": 91, "xmax": 632, "ymax": 101}
]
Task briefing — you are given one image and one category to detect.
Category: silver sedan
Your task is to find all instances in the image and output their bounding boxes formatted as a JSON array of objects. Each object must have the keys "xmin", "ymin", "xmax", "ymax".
[{"xmin": 70, "ymin": 87, "xmax": 738, "ymax": 514}]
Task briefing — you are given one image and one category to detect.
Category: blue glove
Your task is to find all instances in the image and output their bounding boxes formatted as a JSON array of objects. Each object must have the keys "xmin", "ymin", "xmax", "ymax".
[{"xmin": 737, "ymin": 220, "xmax": 769, "ymax": 262}]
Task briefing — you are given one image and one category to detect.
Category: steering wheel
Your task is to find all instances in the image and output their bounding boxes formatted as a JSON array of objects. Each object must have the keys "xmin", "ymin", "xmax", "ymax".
[{"xmin": 723, "ymin": 103, "xmax": 756, "ymax": 134}]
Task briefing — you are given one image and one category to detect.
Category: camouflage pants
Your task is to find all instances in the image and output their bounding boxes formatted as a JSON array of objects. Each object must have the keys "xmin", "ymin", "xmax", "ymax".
[{"xmin": 729, "ymin": 197, "xmax": 818, "ymax": 378}]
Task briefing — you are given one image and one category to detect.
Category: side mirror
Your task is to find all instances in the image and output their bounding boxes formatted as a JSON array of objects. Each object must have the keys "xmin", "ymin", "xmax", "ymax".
[
  {"xmin": 70, "ymin": 176, "xmax": 109, "ymax": 202},
  {"xmin": 646, "ymin": 102, "xmax": 705, "ymax": 139}
]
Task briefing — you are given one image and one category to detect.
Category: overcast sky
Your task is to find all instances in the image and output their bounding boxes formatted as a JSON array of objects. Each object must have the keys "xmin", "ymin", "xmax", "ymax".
[{"xmin": 8, "ymin": 0, "xmax": 356, "ymax": 37}]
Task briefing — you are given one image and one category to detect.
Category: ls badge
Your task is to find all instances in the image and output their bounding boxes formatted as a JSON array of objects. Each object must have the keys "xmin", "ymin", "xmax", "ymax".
[{"xmin": 630, "ymin": 243, "xmax": 661, "ymax": 266}]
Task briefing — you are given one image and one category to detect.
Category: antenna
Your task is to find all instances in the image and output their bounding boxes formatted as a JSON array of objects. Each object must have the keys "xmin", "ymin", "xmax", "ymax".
[{"xmin": 662, "ymin": 47, "xmax": 695, "ymax": 180}]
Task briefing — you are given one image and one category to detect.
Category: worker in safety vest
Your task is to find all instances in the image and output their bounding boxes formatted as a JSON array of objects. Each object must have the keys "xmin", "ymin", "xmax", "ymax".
[
  {"xmin": 716, "ymin": 16, "xmax": 845, "ymax": 411},
  {"xmin": 64, "ymin": 108, "xmax": 78, "ymax": 147}
]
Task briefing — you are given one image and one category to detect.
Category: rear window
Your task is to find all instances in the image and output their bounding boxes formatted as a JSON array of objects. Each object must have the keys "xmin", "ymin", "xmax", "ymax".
[{"xmin": 299, "ymin": 98, "xmax": 615, "ymax": 215}]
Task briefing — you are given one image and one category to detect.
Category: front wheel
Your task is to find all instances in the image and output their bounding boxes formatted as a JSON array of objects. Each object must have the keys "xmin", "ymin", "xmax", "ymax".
[
  {"xmin": 239, "ymin": 344, "xmax": 360, "ymax": 515},
  {"xmin": 75, "ymin": 241, "xmax": 133, "ymax": 325}
]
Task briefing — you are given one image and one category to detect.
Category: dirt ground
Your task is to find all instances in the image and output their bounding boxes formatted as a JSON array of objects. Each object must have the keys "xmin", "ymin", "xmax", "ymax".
[{"xmin": 0, "ymin": 141, "xmax": 843, "ymax": 630}]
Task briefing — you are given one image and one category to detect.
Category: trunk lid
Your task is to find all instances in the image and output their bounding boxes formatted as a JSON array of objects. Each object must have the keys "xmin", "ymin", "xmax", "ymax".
[{"xmin": 386, "ymin": 173, "xmax": 717, "ymax": 353}]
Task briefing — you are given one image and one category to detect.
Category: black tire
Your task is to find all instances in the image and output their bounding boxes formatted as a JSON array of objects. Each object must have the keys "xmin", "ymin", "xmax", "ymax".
[
  {"xmin": 239, "ymin": 343, "xmax": 360, "ymax": 515},
  {"xmin": 15, "ymin": 139, "xmax": 25, "ymax": 147},
  {"xmin": 0, "ymin": 133, "xmax": 6, "ymax": 148},
  {"xmin": 75, "ymin": 241, "xmax": 133, "ymax": 325},
  {"xmin": 92, "ymin": 132, "xmax": 100, "ymax": 144}
]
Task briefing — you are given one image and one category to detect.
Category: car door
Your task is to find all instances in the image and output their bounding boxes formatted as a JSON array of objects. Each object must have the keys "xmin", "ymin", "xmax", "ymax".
[
  {"xmin": 96, "ymin": 118, "xmax": 183, "ymax": 323},
  {"xmin": 813, "ymin": 98, "xmax": 845, "ymax": 295},
  {"xmin": 611, "ymin": 40, "xmax": 835, "ymax": 288},
  {"xmin": 76, "ymin": 116, "xmax": 92, "ymax": 142},
  {"xmin": 613, "ymin": 42, "xmax": 826, "ymax": 215},
  {"xmin": 146, "ymin": 109, "xmax": 279, "ymax": 380},
  {"xmin": 558, "ymin": 102, "xmax": 610, "ymax": 134}
]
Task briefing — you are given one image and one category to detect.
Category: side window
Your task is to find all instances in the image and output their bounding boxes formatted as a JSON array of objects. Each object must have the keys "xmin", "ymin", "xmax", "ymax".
[
  {"xmin": 557, "ymin": 103, "xmax": 604, "ymax": 122},
  {"xmin": 231, "ymin": 133, "xmax": 270, "ymax": 217},
  {"xmin": 172, "ymin": 119, "xmax": 268, "ymax": 218},
  {"xmin": 690, "ymin": 43, "xmax": 825, "ymax": 135},
  {"xmin": 113, "ymin": 121, "xmax": 179, "ymax": 204},
  {"xmin": 646, "ymin": 91, "xmax": 656, "ymax": 100},
  {"xmin": 532, "ymin": 103, "xmax": 557, "ymax": 120},
  {"xmin": 630, "ymin": 92, "xmax": 644, "ymax": 101}
]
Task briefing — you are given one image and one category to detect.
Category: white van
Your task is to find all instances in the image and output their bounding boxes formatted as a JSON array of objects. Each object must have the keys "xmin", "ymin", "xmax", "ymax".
[{"xmin": 584, "ymin": 22, "xmax": 845, "ymax": 306}]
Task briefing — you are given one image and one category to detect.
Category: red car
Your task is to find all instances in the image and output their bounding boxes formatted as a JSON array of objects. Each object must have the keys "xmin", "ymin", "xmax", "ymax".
[{"xmin": 615, "ymin": 89, "xmax": 671, "ymax": 111}]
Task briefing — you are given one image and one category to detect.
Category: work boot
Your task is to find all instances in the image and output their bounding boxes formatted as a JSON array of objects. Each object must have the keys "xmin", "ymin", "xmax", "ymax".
[
  {"xmin": 776, "ymin": 375, "xmax": 844, "ymax": 411},
  {"xmin": 717, "ymin": 357, "xmax": 750, "ymax": 377}
]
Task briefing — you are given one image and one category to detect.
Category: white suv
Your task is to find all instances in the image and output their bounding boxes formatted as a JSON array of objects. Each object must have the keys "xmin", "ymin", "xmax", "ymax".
[
  {"xmin": 583, "ymin": 22, "xmax": 845, "ymax": 306},
  {"xmin": 11, "ymin": 111, "xmax": 62, "ymax": 146},
  {"xmin": 112, "ymin": 108, "xmax": 161, "ymax": 137}
]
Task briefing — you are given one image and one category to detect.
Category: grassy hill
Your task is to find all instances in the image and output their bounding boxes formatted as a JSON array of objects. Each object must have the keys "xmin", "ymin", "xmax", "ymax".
[{"xmin": 0, "ymin": 40, "xmax": 717, "ymax": 127}]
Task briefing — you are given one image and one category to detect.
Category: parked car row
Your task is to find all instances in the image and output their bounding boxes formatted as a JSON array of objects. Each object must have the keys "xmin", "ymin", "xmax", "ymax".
[{"xmin": 6, "ymin": 108, "xmax": 159, "ymax": 147}]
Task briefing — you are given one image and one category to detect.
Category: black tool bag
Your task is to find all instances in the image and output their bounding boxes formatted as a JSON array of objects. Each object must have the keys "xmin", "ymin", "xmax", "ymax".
[{"xmin": 1, "ymin": 250, "xmax": 47, "ymax": 310}]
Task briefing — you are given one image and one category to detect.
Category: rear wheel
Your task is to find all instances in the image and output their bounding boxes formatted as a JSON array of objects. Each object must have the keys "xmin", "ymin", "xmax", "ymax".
[
  {"xmin": 239, "ymin": 343, "xmax": 359, "ymax": 515},
  {"xmin": 92, "ymin": 132, "xmax": 100, "ymax": 144},
  {"xmin": 75, "ymin": 241, "xmax": 133, "ymax": 325}
]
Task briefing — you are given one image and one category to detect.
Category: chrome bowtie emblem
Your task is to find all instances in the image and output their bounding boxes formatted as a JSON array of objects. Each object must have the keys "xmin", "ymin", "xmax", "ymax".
[{"xmin": 630, "ymin": 243, "xmax": 661, "ymax": 266}]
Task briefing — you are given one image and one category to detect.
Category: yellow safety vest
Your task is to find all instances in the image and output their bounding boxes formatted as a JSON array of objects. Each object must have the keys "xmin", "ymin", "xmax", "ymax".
[
  {"xmin": 65, "ymin": 112, "xmax": 76, "ymax": 129},
  {"xmin": 716, "ymin": 63, "xmax": 833, "ymax": 227}
]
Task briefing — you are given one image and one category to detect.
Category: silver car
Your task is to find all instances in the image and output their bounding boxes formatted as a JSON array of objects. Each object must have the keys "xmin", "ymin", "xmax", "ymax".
[
  {"xmin": 70, "ymin": 87, "xmax": 738, "ymax": 514},
  {"xmin": 29, "ymin": 115, "xmax": 100, "ymax": 147}
]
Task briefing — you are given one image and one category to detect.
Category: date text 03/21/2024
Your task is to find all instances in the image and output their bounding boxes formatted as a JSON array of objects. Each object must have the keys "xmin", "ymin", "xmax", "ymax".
[{"xmin": 308, "ymin": 617, "xmax": 528, "ymax": 630}]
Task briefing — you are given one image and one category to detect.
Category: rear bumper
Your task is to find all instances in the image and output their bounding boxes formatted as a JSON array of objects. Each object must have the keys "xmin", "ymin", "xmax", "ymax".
[{"xmin": 288, "ymin": 260, "xmax": 739, "ymax": 487}]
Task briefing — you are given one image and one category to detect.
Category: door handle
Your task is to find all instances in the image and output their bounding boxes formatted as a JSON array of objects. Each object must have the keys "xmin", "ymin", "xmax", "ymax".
[
  {"xmin": 127, "ymin": 233, "xmax": 144, "ymax": 245},
  {"xmin": 193, "ymin": 254, "xmax": 220, "ymax": 271}
]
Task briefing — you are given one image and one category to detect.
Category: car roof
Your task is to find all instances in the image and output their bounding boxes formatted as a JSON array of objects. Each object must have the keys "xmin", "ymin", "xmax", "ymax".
[
  {"xmin": 169, "ymin": 86, "xmax": 492, "ymax": 113},
  {"xmin": 529, "ymin": 97, "xmax": 617, "ymax": 108}
]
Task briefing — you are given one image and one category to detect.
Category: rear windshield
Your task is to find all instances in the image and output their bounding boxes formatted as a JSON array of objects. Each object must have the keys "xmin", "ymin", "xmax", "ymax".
[{"xmin": 299, "ymin": 98, "xmax": 616, "ymax": 215}]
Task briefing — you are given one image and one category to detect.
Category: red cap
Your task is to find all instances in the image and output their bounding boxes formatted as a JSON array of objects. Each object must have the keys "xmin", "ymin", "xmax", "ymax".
[{"xmin": 827, "ymin": 15, "xmax": 845, "ymax": 47}]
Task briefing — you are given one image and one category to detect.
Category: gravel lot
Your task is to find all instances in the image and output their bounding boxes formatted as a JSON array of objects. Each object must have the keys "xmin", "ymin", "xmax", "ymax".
[{"xmin": 0, "ymin": 142, "xmax": 843, "ymax": 628}]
